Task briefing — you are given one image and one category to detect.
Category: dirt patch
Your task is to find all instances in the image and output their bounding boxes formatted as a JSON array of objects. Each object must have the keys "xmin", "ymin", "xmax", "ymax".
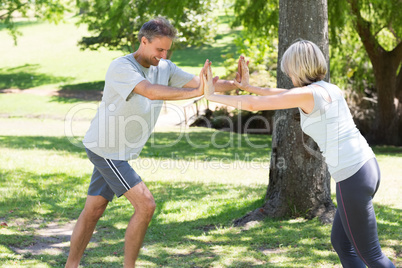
[
  {"xmin": 10, "ymin": 221, "xmax": 76, "ymax": 256},
  {"xmin": 259, "ymin": 247, "xmax": 287, "ymax": 255}
]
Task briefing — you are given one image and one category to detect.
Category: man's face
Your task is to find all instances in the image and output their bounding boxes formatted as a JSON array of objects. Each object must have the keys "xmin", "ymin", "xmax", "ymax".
[{"xmin": 142, "ymin": 36, "xmax": 172, "ymax": 67}]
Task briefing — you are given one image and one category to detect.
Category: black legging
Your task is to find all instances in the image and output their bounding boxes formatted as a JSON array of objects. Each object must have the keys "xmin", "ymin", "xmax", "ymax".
[{"xmin": 331, "ymin": 158, "xmax": 395, "ymax": 268}]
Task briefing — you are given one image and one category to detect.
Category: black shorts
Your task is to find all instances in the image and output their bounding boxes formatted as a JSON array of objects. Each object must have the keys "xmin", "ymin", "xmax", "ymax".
[{"xmin": 85, "ymin": 148, "xmax": 142, "ymax": 201}]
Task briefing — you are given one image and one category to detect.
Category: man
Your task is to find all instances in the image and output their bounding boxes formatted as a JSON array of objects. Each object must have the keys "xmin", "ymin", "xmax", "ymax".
[{"xmin": 65, "ymin": 17, "xmax": 236, "ymax": 267}]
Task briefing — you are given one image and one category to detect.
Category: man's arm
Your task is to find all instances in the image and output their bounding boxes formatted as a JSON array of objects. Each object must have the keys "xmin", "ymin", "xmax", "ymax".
[
  {"xmin": 133, "ymin": 79, "xmax": 203, "ymax": 100},
  {"xmin": 133, "ymin": 59, "xmax": 232, "ymax": 101},
  {"xmin": 132, "ymin": 60, "xmax": 211, "ymax": 101},
  {"xmin": 215, "ymin": 79, "xmax": 237, "ymax": 92}
]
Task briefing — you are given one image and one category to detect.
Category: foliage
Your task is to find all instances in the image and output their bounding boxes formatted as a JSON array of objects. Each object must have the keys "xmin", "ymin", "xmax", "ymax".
[
  {"xmin": 232, "ymin": 0, "xmax": 279, "ymax": 38},
  {"xmin": 226, "ymin": 0, "xmax": 278, "ymax": 74},
  {"xmin": 222, "ymin": 36, "xmax": 278, "ymax": 76},
  {"xmin": 0, "ymin": 0, "xmax": 68, "ymax": 44},
  {"xmin": 230, "ymin": 0, "xmax": 401, "ymax": 93},
  {"xmin": 76, "ymin": 0, "xmax": 217, "ymax": 52},
  {"xmin": 329, "ymin": 0, "xmax": 401, "ymax": 50},
  {"xmin": 328, "ymin": 24, "xmax": 376, "ymax": 92},
  {"xmin": 328, "ymin": 0, "xmax": 401, "ymax": 91}
]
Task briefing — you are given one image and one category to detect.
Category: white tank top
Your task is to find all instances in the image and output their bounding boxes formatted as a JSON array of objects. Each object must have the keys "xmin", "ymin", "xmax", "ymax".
[{"xmin": 299, "ymin": 81, "xmax": 375, "ymax": 182}]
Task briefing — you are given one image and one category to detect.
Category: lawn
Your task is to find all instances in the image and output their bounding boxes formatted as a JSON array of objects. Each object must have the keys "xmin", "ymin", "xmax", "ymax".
[
  {"xmin": 0, "ymin": 94, "xmax": 401, "ymax": 267},
  {"xmin": 0, "ymin": 3, "xmax": 401, "ymax": 268}
]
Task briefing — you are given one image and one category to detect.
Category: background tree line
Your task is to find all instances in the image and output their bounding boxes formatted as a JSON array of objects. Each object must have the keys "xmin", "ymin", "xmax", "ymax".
[{"xmin": 2, "ymin": 0, "xmax": 401, "ymax": 146}]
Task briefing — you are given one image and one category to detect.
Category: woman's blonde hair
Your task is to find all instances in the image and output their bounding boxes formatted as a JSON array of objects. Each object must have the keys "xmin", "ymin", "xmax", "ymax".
[{"xmin": 280, "ymin": 40, "xmax": 327, "ymax": 87}]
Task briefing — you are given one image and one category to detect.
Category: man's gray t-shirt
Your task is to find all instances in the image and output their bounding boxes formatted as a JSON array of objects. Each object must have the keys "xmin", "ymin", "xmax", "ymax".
[{"xmin": 83, "ymin": 54, "xmax": 194, "ymax": 160}]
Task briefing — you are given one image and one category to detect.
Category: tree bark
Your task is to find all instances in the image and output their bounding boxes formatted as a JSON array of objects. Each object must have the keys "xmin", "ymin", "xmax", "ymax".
[{"xmin": 235, "ymin": 0, "xmax": 335, "ymax": 226}]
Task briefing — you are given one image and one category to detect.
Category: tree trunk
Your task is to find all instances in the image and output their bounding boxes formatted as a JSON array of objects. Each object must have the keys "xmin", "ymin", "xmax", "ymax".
[
  {"xmin": 370, "ymin": 52, "xmax": 402, "ymax": 145},
  {"xmin": 346, "ymin": 0, "xmax": 402, "ymax": 145},
  {"xmin": 396, "ymin": 66, "xmax": 402, "ymax": 137},
  {"xmin": 234, "ymin": 0, "xmax": 335, "ymax": 226}
]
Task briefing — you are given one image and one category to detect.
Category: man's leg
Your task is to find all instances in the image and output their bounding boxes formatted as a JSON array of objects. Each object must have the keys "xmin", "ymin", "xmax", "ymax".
[
  {"xmin": 65, "ymin": 195, "xmax": 109, "ymax": 268},
  {"xmin": 123, "ymin": 181, "xmax": 156, "ymax": 267},
  {"xmin": 83, "ymin": 149, "xmax": 151, "ymax": 267}
]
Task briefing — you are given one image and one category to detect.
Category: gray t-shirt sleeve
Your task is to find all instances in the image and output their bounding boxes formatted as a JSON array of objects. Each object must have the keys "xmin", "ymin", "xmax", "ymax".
[
  {"xmin": 167, "ymin": 60, "xmax": 195, "ymax": 88},
  {"xmin": 106, "ymin": 59, "xmax": 146, "ymax": 101}
]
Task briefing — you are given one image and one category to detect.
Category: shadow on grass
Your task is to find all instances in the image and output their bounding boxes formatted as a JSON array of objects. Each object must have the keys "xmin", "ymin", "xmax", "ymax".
[
  {"xmin": 0, "ymin": 170, "xmax": 88, "ymax": 221},
  {"xmin": 0, "ymin": 131, "xmax": 272, "ymax": 161},
  {"xmin": 0, "ymin": 64, "xmax": 73, "ymax": 89},
  {"xmin": 49, "ymin": 81, "xmax": 105, "ymax": 103},
  {"xmin": 143, "ymin": 131, "xmax": 272, "ymax": 161},
  {"xmin": 372, "ymin": 146, "xmax": 402, "ymax": 157},
  {"xmin": 1, "ymin": 168, "xmax": 400, "ymax": 267},
  {"xmin": 49, "ymin": 90, "xmax": 103, "ymax": 104},
  {"xmin": 4, "ymin": 134, "xmax": 398, "ymax": 164},
  {"xmin": 0, "ymin": 135, "xmax": 86, "ymax": 157},
  {"xmin": 0, "ymin": 20, "xmax": 43, "ymax": 31},
  {"xmin": 59, "ymin": 81, "xmax": 105, "ymax": 91},
  {"xmin": 142, "ymin": 186, "xmax": 401, "ymax": 267},
  {"xmin": 0, "ymin": 170, "xmax": 91, "ymax": 267}
]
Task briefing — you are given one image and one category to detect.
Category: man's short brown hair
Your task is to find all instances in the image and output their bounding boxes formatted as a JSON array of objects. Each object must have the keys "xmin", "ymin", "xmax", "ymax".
[{"xmin": 138, "ymin": 17, "xmax": 177, "ymax": 43}]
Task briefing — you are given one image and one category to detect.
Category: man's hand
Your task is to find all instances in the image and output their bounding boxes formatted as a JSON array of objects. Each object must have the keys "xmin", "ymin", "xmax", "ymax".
[
  {"xmin": 234, "ymin": 56, "xmax": 250, "ymax": 90},
  {"xmin": 202, "ymin": 60, "xmax": 218, "ymax": 99},
  {"xmin": 197, "ymin": 59, "xmax": 211, "ymax": 96}
]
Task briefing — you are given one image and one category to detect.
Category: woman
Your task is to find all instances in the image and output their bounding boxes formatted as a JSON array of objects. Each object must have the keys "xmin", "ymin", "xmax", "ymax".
[{"xmin": 202, "ymin": 40, "xmax": 395, "ymax": 268}]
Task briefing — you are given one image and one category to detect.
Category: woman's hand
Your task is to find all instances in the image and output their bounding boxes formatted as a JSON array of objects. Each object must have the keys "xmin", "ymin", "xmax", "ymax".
[{"xmin": 234, "ymin": 56, "xmax": 250, "ymax": 90}]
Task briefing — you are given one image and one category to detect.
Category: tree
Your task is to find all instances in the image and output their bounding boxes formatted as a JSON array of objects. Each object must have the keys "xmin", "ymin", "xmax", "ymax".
[
  {"xmin": 234, "ymin": 0, "xmax": 335, "ymax": 225},
  {"xmin": 233, "ymin": 0, "xmax": 402, "ymax": 145},
  {"xmin": 0, "ymin": 0, "xmax": 67, "ymax": 44},
  {"xmin": 76, "ymin": 0, "xmax": 215, "ymax": 53},
  {"xmin": 329, "ymin": 0, "xmax": 402, "ymax": 145}
]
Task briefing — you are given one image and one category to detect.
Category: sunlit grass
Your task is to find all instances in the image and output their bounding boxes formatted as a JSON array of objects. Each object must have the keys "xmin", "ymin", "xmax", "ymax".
[{"xmin": 0, "ymin": 111, "xmax": 401, "ymax": 267}]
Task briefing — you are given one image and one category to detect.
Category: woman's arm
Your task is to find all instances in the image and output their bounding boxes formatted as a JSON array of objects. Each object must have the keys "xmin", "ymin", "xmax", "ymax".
[
  {"xmin": 206, "ymin": 88, "xmax": 313, "ymax": 112},
  {"xmin": 241, "ymin": 85, "xmax": 288, "ymax": 96},
  {"xmin": 183, "ymin": 76, "xmax": 236, "ymax": 93},
  {"xmin": 204, "ymin": 63, "xmax": 314, "ymax": 113}
]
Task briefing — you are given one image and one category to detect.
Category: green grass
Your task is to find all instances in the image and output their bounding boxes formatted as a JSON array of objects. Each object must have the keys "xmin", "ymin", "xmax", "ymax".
[{"xmin": 0, "ymin": 94, "xmax": 401, "ymax": 267}]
